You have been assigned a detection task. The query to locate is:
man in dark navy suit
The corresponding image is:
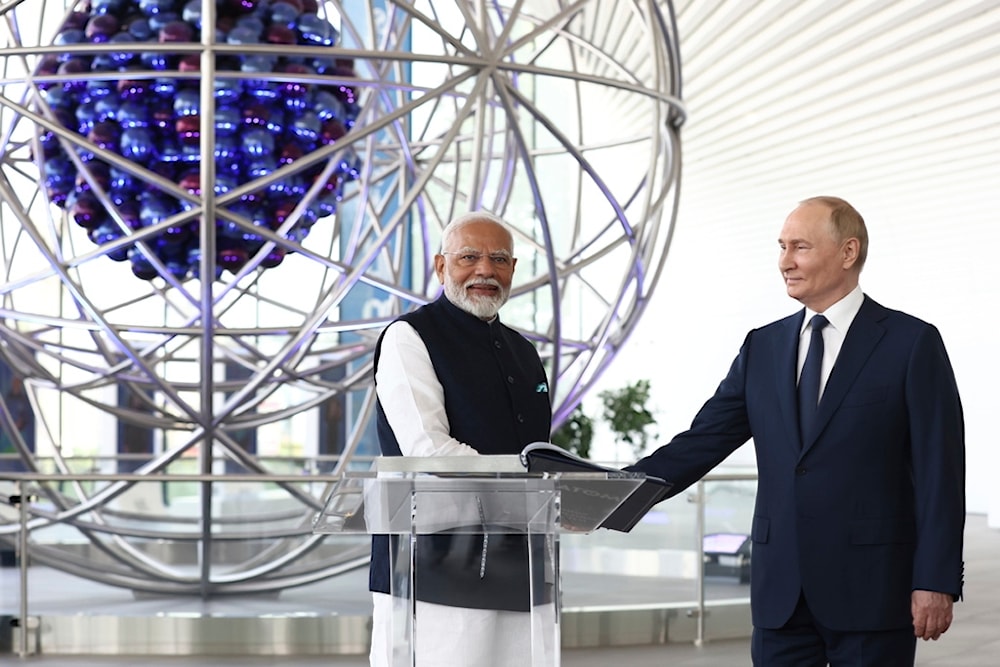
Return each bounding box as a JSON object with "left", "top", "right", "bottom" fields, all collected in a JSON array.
[{"left": 629, "top": 196, "right": 965, "bottom": 666}]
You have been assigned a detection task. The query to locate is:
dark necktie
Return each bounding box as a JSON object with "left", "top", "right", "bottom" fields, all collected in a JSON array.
[{"left": 798, "top": 314, "right": 829, "bottom": 440}]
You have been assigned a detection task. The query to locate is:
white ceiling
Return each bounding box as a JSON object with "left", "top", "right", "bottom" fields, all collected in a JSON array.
[{"left": 673, "top": 0, "right": 999, "bottom": 214}]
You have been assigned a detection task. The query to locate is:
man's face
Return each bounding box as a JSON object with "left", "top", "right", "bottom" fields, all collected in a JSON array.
[
  {"left": 778, "top": 202, "right": 859, "bottom": 312},
  {"left": 434, "top": 220, "right": 517, "bottom": 320}
]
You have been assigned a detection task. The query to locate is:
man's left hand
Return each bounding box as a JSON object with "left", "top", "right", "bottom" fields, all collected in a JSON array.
[{"left": 911, "top": 589, "right": 953, "bottom": 641}]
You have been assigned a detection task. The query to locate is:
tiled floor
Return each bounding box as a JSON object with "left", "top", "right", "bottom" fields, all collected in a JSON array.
[{"left": 5, "top": 514, "right": 999, "bottom": 666}]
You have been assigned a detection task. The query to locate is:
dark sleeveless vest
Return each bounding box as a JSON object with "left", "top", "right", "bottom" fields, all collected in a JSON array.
[{"left": 369, "top": 296, "right": 552, "bottom": 610}]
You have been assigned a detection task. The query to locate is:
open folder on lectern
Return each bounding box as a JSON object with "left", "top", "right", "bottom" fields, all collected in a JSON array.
[{"left": 519, "top": 442, "right": 672, "bottom": 533}]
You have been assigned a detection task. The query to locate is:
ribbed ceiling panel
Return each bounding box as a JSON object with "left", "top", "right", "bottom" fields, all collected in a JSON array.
[{"left": 671, "top": 0, "right": 1000, "bottom": 214}]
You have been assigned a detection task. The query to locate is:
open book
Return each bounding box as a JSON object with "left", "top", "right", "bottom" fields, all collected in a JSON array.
[{"left": 519, "top": 442, "right": 672, "bottom": 533}]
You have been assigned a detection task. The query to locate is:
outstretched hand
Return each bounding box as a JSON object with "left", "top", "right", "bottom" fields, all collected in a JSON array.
[{"left": 911, "top": 590, "right": 953, "bottom": 641}]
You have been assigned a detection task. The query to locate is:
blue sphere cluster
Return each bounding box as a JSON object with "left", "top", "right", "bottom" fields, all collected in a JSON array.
[{"left": 36, "top": 0, "right": 361, "bottom": 280}]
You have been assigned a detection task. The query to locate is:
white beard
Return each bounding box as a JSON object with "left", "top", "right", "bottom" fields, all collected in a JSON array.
[{"left": 444, "top": 277, "right": 509, "bottom": 320}]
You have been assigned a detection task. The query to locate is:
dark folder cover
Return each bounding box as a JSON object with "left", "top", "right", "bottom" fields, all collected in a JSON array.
[{"left": 519, "top": 442, "right": 672, "bottom": 532}]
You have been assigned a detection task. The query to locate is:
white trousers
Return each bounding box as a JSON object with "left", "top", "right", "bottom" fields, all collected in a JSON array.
[{"left": 369, "top": 593, "right": 556, "bottom": 667}]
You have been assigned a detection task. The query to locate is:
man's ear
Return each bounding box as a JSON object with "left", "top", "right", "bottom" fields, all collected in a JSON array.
[
  {"left": 842, "top": 238, "right": 860, "bottom": 268},
  {"left": 434, "top": 254, "right": 446, "bottom": 283}
]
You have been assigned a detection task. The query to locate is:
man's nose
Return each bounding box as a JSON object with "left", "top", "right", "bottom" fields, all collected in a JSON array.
[
  {"left": 472, "top": 255, "right": 495, "bottom": 273},
  {"left": 778, "top": 250, "right": 793, "bottom": 271}
]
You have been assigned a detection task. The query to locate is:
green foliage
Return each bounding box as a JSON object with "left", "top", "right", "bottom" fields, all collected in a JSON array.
[
  {"left": 550, "top": 404, "right": 594, "bottom": 458},
  {"left": 598, "top": 379, "right": 657, "bottom": 458}
]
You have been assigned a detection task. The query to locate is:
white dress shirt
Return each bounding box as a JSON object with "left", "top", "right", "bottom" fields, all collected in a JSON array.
[
  {"left": 797, "top": 285, "right": 864, "bottom": 400},
  {"left": 374, "top": 320, "right": 479, "bottom": 457}
]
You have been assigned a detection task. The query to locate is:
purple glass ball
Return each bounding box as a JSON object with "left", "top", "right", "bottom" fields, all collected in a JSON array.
[
  {"left": 120, "top": 128, "right": 156, "bottom": 161},
  {"left": 217, "top": 247, "right": 249, "bottom": 273},
  {"left": 260, "top": 247, "right": 286, "bottom": 268},
  {"left": 128, "top": 248, "right": 159, "bottom": 280},
  {"left": 70, "top": 192, "right": 103, "bottom": 229},
  {"left": 159, "top": 19, "right": 193, "bottom": 42},
  {"left": 173, "top": 89, "right": 200, "bottom": 116},
  {"left": 139, "top": 0, "right": 175, "bottom": 17},
  {"left": 85, "top": 14, "right": 120, "bottom": 42},
  {"left": 176, "top": 116, "right": 200, "bottom": 145},
  {"left": 87, "top": 121, "right": 120, "bottom": 151}
]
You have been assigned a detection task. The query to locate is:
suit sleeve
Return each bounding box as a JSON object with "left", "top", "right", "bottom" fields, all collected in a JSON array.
[
  {"left": 628, "top": 332, "right": 755, "bottom": 494},
  {"left": 907, "top": 325, "right": 965, "bottom": 599}
]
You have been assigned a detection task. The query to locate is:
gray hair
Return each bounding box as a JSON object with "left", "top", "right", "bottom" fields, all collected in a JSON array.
[{"left": 439, "top": 211, "right": 513, "bottom": 252}]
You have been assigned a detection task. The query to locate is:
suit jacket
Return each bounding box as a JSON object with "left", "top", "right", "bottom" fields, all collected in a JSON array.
[{"left": 630, "top": 295, "right": 965, "bottom": 631}]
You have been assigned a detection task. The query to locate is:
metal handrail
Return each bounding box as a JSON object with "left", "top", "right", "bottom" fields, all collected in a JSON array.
[{"left": 691, "top": 469, "right": 757, "bottom": 645}]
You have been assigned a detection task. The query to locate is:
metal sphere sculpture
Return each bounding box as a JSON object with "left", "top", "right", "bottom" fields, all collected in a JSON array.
[
  {"left": 37, "top": 0, "right": 362, "bottom": 281},
  {"left": 0, "top": 0, "right": 683, "bottom": 594}
]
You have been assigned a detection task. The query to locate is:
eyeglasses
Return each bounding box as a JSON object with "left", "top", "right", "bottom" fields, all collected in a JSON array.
[{"left": 441, "top": 252, "right": 514, "bottom": 269}]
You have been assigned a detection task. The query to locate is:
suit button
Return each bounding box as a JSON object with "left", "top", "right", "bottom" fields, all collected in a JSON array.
[{"left": 795, "top": 466, "right": 807, "bottom": 475}]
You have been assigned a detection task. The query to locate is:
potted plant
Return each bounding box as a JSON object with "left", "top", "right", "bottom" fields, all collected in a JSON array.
[
  {"left": 550, "top": 404, "right": 594, "bottom": 458},
  {"left": 599, "top": 379, "right": 657, "bottom": 460}
]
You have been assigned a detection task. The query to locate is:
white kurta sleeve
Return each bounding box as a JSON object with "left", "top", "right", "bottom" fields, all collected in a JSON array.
[{"left": 375, "top": 321, "right": 479, "bottom": 457}]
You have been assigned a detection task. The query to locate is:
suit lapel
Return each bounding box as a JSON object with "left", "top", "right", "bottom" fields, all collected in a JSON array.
[
  {"left": 774, "top": 311, "right": 805, "bottom": 454},
  {"left": 802, "top": 296, "right": 887, "bottom": 453}
]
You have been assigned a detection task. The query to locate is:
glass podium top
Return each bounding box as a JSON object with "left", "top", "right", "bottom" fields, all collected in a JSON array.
[{"left": 314, "top": 456, "right": 649, "bottom": 536}]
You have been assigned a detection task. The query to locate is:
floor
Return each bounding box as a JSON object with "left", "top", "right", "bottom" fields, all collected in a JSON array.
[{"left": 3, "top": 513, "right": 999, "bottom": 666}]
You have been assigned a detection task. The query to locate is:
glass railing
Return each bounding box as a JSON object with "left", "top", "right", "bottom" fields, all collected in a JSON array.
[
  {"left": 560, "top": 466, "right": 756, "bottom": 645},
  {"left": 0, "top": 462, "right": 757, "bottom": 655}
]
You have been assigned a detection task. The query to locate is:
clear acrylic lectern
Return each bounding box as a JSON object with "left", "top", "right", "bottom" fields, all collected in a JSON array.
[{"left": 314, "top": 455, "right": 654, "bottom": 667}]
